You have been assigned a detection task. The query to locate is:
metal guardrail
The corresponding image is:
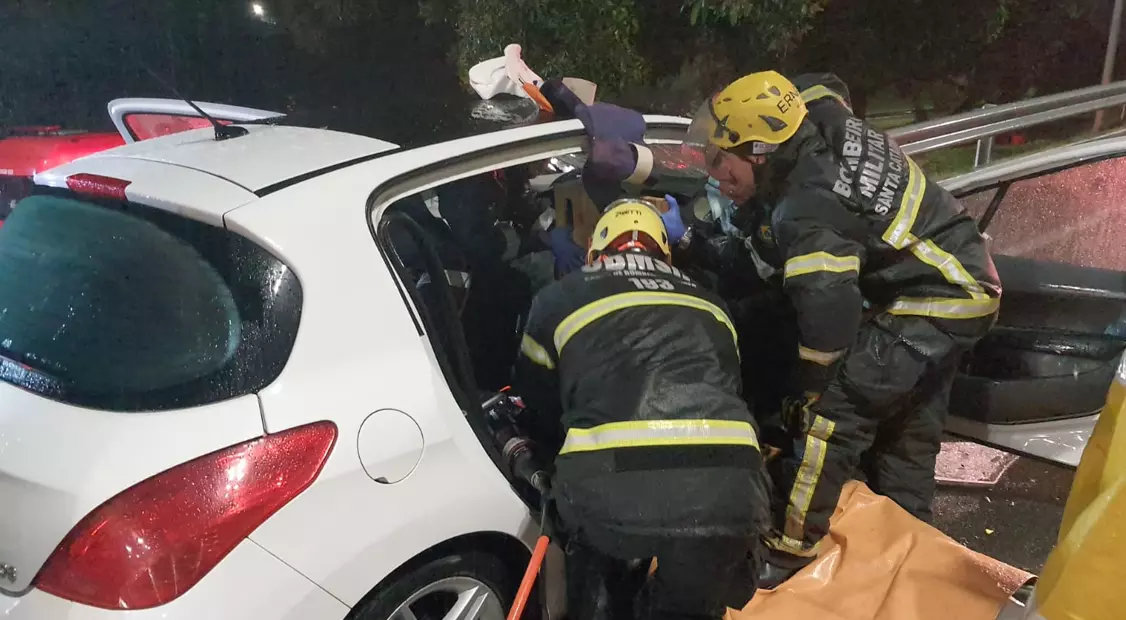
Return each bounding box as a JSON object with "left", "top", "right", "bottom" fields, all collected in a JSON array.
[{"left": 888, "top": 81, "right": 1126, "bottom": 163}]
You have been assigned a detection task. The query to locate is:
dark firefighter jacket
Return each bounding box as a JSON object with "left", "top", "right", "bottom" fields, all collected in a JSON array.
[
  {"left": 748, "top": 73, "right": 1002, "bottom": 395},
  {"left": 513, "top": 251, "right": 769, "bottom": 544}
]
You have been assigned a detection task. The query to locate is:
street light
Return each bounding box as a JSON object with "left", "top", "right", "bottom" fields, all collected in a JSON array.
[{"left": 251, "top": 3, "right": 266, "bottom": 18}]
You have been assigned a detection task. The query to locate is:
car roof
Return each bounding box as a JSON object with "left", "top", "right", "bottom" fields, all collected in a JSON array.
[{"left": 44, "top": 123, "right": 399, "bottom": 195}]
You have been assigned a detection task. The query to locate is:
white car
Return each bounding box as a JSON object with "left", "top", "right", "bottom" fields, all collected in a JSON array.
[{"left": 0, "top": 99, "right": 1107, "bottom": 619}]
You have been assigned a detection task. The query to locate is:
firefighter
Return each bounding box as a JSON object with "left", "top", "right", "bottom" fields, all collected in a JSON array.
[
  {"left": 682, "top": 71, "right": 1002, "bottom": 584},
  {"left": 512, "top": 198, "right": 770, "bottom": 620}
]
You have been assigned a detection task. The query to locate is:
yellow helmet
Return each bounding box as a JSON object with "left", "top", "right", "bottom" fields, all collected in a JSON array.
[
  {"left": 586, "top": 198, "right": 671, "bottom": 265},
  {"left": 685, "top": 70, "right": 807, "bottom": 158}
]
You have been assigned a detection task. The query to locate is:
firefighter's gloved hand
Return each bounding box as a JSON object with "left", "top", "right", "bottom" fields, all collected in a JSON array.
[
  {"left": 549, "top": 225, "right": 586, "bottom": 277},
  {"left": 781, "top": 392, "right": 819, "bottom": 438},
  {"left": 541, "top": 79, "right": 583, "bottom": 118},
  {"left": 660, "top": 195, "right": 687, "bottom": 245}
]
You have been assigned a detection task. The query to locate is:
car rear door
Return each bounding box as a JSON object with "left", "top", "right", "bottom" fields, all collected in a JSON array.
[
  {"left": 107, "top": 98, "right": 285, "bottom": 144},
  {"left": 940, "top": 139, "right": 1126, "bottom": 467}
]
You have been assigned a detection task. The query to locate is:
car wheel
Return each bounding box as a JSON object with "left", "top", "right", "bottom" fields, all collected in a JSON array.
[{"left": 352, "top": 550, "right": 520, "bottom": 620}]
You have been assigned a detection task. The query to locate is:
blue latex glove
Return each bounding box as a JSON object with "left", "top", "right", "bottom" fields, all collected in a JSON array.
[
  {"left": 661, "top": 194, "right": 687, "bottom": 246},
  {"left": 549, "top": 225, "right": 586, "bottom": 277}
]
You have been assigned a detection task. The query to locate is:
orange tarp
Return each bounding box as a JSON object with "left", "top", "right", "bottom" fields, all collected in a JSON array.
[{"left": 731, "top": 481, "right": 1033, "bottom": 620}]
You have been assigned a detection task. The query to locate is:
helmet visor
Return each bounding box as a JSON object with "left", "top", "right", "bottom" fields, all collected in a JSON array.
[{"left": 684, "top": 96, "right": 728, "bottom": 171}]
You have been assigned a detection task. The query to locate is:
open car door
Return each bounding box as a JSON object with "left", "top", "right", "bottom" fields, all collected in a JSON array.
[
  {"left": 939, "top": 137, "right": 1126, "bottom": 467},
  {"left": 107, "top": 98, "right": 285, "bottom": 144}
]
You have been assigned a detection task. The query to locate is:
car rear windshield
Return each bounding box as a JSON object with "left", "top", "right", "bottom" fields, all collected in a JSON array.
[{"left": 0, "top": 190, "right": 302, "bottom": 411}]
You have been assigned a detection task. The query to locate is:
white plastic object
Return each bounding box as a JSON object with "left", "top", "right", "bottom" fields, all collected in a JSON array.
[{"left": 468, "top": 43, "right": 544, "bottom": 101}]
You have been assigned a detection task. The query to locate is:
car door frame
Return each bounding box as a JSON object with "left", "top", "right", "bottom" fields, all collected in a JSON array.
[
  {"left": 361, "top": 115, "right": 691, "bottom": 620},
  {"left": 106, "top": 98, "right": 285, "bottom": 144},
  {"left": 366, "top": 114, "right": 692, "bottom": 453},
  {"left": 938, "top": 136, "right": 1126, "bottom": 467}
]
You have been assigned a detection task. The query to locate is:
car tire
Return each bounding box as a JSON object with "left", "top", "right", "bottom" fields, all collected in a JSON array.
[{"left": 351, "top": 550, "right": 522, "bottom": 620}]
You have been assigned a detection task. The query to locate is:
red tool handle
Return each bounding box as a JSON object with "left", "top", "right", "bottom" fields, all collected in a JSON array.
[{"left": 507, "top": 535, "right": 551, "bottom": 620}]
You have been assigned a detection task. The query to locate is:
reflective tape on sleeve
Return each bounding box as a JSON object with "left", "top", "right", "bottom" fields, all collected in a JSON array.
[
  {"left": 783, "top": 252, "right": 861, "bottom": 280},
  {"left": 520, "top": 334, "right": 556, "bottom": 370},
  {"left": 559, "top": 419, "right": 759, "bottom": 455},
  {"left": 798, "top": 345, "right": 845, "bottom": 366}
]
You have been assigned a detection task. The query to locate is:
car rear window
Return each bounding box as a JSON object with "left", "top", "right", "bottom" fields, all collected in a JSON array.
[{"left": 0, "top": 190, "right": 302, "bottom": 411}]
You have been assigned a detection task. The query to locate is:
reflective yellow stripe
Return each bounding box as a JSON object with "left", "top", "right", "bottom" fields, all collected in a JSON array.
[
  {"left": 553, "top": 291, "right": 737, "bottom": 354},
  {"left": 800, "top": 85, "right": 852, "bottom": 111},
  {"left": 882, "top": 158, "right": 926, "bottom": 250},
  {"left": 559, "top": 419, "right": 759, "bottom": 455},
  {"left": 907, "top": 235, "right": 989, "bottom": 300},
  {"left": 765, "top": 534, "right": 821, "bottom": 558},
  {"left": 879, "top": 159, "right": 995, "bottom": 308},
  {"left": 783, "top": 252, "right": 861, "bottom": 280},
  {"left": 798, "top": 345, "right": 845, "bottom": 366},
  {"left": 887, "top": 296, "right": 1000, "bottom": 319},
  {"left": 784, "top": 415, "right": 836, "bottom": 543},
  {"left": 520, "top": 334, "right": 555, "bottom": 370}
]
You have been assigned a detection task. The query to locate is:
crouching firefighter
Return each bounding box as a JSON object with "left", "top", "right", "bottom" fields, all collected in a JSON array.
[
  {"left": 512, "top": 198, "right": 771, "bottom": 620},
  {"left": 683, "top": 71, "right": 1002, "bottom": 584}
]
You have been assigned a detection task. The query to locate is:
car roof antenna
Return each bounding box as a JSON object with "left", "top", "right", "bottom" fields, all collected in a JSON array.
[{"left": 140, "top": 65, "right": 249, "bottom": 141}]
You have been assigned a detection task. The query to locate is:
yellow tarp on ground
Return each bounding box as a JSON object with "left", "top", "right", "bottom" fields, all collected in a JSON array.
[{"left": 731, "top": 481, "right": 1033, "bottom": 620}]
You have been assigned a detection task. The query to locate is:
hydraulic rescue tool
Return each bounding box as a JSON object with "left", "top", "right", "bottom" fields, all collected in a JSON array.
[{"left": 480, "top": 388, "right": 554, "bottom": 620}]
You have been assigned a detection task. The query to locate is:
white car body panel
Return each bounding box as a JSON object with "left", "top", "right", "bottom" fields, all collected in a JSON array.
[
  {"left": 0, "top": 387, "right": 263, "bottom": 594},
  {"left": 43, "top": 124, "right": 398, "bottom": 196},
  {"left": 34, "top": 155, "right": 256, "bottom": 226},
  {"left": 227, "top": 177, "right": 539, "bottom": 605},
  {"left": 0, "top": 539, "right": 348, "bottom": 619},
  {"left": 107, "top": 98, "right": 286, "bottom": 144},
  {"left": 945, "top": 413, "right": 1097, "bottom": 468}
]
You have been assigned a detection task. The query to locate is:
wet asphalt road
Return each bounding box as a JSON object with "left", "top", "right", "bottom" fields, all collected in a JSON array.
[{"left": 932, "top": 447, "right": 1075, "bottom": 573}]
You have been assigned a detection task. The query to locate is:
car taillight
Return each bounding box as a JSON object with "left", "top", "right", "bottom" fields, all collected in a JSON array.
[
  {"left": 65, "top": 173, "right": 131, "bottom": 201},
  {"left": 35, "top": 421, "right": 338, "bottom": 610}
]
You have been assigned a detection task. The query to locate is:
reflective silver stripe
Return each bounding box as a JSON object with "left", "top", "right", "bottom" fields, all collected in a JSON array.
[
  {"left": 798, "top": 345, "right": 845, "bottom": 366},
  {"left": 418, "top": 270, "right": 472, "bottom": 289},
  {"left": 520, "top": 334, "right": 555, "bottom": 370},
  {"left": 553, "top": 291, "right": 737, "bottom": 354},
  {"left": 784, "top": 415, "right": 836, "bottom": 542},
  {"left": 558, "top": 419, "right": 759, "bottom": 455},
  {"left": 907, "top": 237, "right": 988, "bottom": 299},
  {"left": 784, "top": 252, "right": 860, "bottom": 280},
  {"left": 887, "top": 296, "right": 1000, "bottom": 319},
  {"left": 882, "top": 158, "right": 926, "bottom": 249}
]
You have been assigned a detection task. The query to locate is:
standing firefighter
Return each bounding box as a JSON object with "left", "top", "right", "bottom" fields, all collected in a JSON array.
[
  {"left": 683, "top": 71, "right": 1002, "bottom": 583},
  {"left": 513, "top": 198, "right": 770, "bottom": 620}
]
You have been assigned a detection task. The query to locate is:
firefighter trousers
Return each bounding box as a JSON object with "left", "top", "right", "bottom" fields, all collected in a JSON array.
[
  {"left": 564, "top": 535, "right": 756, "bottom": 620},
  {"left": 773, "top": 313, "right": 985, "bottom": 552}
]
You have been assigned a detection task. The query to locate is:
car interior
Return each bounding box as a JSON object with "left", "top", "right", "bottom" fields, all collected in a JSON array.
[
  {"left": 375, "top": 153, "right": 716, "bottom": 495},
  {"left": 950, "top": 155, "right": 1126, "bottom": 430}
]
